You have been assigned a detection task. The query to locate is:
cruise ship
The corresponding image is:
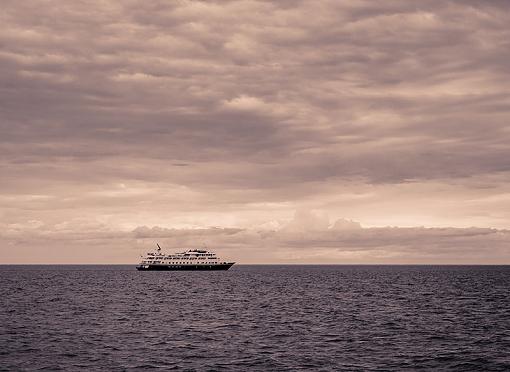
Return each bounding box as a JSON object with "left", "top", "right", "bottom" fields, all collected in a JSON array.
[{"left": 136, "top": 244, "right": 235, "bottom": 271}]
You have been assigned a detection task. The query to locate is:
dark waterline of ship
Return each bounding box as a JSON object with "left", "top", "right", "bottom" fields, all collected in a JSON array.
[{"left": 1, "top": 265, "right": 509, "bottom": 371}]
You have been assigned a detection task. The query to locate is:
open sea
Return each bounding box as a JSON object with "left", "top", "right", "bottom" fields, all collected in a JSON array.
[{"left": 1, "top": 265, "right": 509, "bottom": 371}]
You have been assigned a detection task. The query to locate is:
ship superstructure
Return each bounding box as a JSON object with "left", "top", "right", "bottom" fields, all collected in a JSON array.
[{"left": 136, "top": 244, "right": 235, "bottom": 271}]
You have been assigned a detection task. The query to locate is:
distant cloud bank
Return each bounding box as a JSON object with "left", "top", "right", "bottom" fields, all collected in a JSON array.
[{"left": 2, "top": 211, "right": 509, "bottom": 264}]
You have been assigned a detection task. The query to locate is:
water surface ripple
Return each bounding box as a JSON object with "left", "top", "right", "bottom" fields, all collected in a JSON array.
[{"left": 1, "top": 265, "right": 509, "bottom": 371}]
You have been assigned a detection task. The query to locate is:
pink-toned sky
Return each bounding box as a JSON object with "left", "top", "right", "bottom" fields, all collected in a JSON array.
[{"left": 1, "top": 1, "right": 510, "bottom": 263}]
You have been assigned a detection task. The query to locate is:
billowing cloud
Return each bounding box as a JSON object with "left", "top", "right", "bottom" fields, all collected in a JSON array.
[{"left": 1, "top": 1, "right": 510, "bottom": 262}]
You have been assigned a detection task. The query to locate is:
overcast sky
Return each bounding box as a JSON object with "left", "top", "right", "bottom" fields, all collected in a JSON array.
[{"left": 2, "top": 0, "right": 510, "bottom": 263}]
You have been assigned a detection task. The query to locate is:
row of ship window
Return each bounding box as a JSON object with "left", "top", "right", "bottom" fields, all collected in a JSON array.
[{"left": 156, "top": 257, "right": 217, "bottom": 260}]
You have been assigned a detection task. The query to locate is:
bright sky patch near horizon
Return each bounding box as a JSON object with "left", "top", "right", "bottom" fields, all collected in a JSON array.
[{"left": 1, "top": 0, "right": 510, "bottom": 263}]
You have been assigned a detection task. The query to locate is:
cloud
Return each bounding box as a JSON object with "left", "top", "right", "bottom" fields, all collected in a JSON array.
[
  {"left": 1, "top": 1, "right": 510, "bottom": 262},
  {"left": 222, "top": 95, "right": 269, "bottom": 112},
  {"left": 331, "top": 218, "right": 362, "bottom": 230},
  {"left": 281, "top": 210, "right": 331, "bottom": 232}
]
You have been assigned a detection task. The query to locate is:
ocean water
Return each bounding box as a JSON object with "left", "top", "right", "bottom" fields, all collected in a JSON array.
[{"left": 1, "top": 265, "right": 509, "bottom": 371}]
